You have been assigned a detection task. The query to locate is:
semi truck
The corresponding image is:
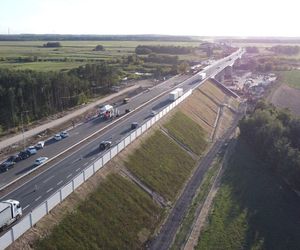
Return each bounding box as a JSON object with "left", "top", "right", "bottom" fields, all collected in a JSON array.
[
  {"left": 169, "top": 88, "right": 183, "bottom": 101},
  {"left": 99, "top": 104, "right": 114, "bottom": 119},
  {"left": 0, "top": 199, "right": 22, "bottom": 230},
  {"left": 198, "top": 72, "right": 206, "bottom": 81}
]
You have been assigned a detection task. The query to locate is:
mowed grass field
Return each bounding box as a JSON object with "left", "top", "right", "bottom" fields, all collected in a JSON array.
[
  {"left": 196, "top": 140, "right": 300, "bottom": 250},
  {"left": 164, "top": 111, "right": 207, "bottom": 156},
  {"left": 125, "top": 130, "right": 196, "bottom": 201},
  {"left": 0, "top": 40, "right": 202, "bottom": 71},
  {"left": 35, "top": 174, "right": 163, "bottom": 250},
  {"left": 280, "top": 70, "right": 300, "bottom": 88}
]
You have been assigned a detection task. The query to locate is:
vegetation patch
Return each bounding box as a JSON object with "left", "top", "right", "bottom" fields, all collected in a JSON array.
[
  {"left": 164, "top": 111, "right": 207, "bottom": 155},
  {"left": 281, "top": 70, "right": 300, "bottom": 89},
  {"left": 125, "top": 130, "right": 196, "bottom": 201},
  {"left": 171, "top": 156, "right": 222, "bottom": 249},
  {"left": 196, "top": 140, "right": 300, "bottom": 250},
  {"left": 35, "top": 174, "right": 162, "bottom": 250}
]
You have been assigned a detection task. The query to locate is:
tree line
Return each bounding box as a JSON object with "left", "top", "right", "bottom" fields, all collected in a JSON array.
[
  {"left": 239, "top": 102, "right": 300, "bottom": 190},
  {"left": 135, "top": 45, "right": 194, "bottom": 55},
  {"left": 0, "top": 63, "right": 120, "bottom": 130},
  {"left": 268, "top": 45, "right": 300, "bottom": 55}
]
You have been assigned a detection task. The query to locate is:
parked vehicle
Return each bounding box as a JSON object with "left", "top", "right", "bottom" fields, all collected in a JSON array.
[
  {"left": 0, "top": 199, "right": 22, "bottom": 230},
  {"left": 34, "top": 157, "right": 49, "bottom": 166},
  {"left": 60, "top": 131, "right": 69, "bottom": 138},
  {"left": 35, "top": 141, "right": 45, "bottom": 149},
  {"left": 6, "top": 155, "right": 21, "bottom": 163},
  {"left": 54, "top": 134, "right": 62, "bottom": 141},
  {"left": 169, "top": 88, "right": 183, "bottom": 101},
  {"left": 18, "top": 150, "right": 30, "bottom": 160},
  {"left": 27, "top": 146, "right": 37, "bottom": 155},
  {"left": 131, "top": 122, "right": 139, "bottom": 130},
  {"left": 99, "top": 141, "right": 112, "bottom": 151},
  {"left": 0, "top": 161, "right": 15, "bottom": 172}
]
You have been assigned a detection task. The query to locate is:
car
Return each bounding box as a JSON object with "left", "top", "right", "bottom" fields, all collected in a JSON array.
[
  {"left": 60, "top": 131, "right": 69, "bottom": 138},
  {"left": 6, "top": 155, "right": 21, "bottom": 163},
  {"left": 150, "top": 110, "right": 157, "bottom": 117},
  {"left": 35, "top": 141, "right": 45, "bottom": 149},
  {"left": 125, "top": 108, "right": 131, "bottom": 114},
  {"left": 99, "top": 141, "right": 112, "bottom": 151},
  {"left": 34, "top": 157, "right": 49, "bottom": 166},
  {"left": 18, "top": 150, "right": 30, "bottom": 160},
  {"left": 27, "top": 146, "right": 37, "bottom": 155},
  {"left": 123, "top": 98, "right": 130, "bottom": 104},
  {"left": 0, "top": 160, "right": 15, "bottom": 172},
  {"left": 131, "top": 122, "right": 139, "bottom": 130},
  {"left": 54, "top": 134, "right": 62, "bottom": 141}
]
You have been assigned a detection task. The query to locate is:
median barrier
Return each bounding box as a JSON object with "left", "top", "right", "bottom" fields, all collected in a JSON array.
[
  {"left": 84, "top": 165, "right": 94, "bottom": 181},
  {"left": 46, "top": 191, "right": 61, "bottom": 212},
  {"left": 31, "top": 202, "right": 47, "bottom": 226},
  {"left": 73, "top": 173, "right": 84, "bottom": 190},
  {"left": 0, "top": 230, "right": 13, "bottom": 250}
]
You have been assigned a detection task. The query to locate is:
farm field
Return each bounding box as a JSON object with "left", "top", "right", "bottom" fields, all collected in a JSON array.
[
  {"left": 280, "top": 70, "right": 300, "bottom": 88},
  {"left": 196, "top": 140, "right": 300, "bottom": 250},
  {"left": 0, "top": 40, "right": 204, "bottom": 71}
]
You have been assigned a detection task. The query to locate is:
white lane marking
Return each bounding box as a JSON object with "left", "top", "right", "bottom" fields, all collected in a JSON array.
[
  {"left": 76, "top": 167, "right": 81, "bottom": 172},
  {"left": 57, "top": 180, "right": 63, "bottom": 186},
  {"left": 67, "top": 174, "right": 72, "bottom": 179},
  {"left": 23, "top": 204, "right": 30, "bottom": 210},
  {"left": 46, "top": 188, "right": 53, "bottom": 193},
  {"left": 43, "top": 175, "right": 55, "bottom": 183},
  {"left": 35, "top": 196, "right": 42, "bottom": 202},
  {"left": 83, "top": 162, "right": 89, "bottom": 166},
  {"left": 91, "top": 157, "right": 96, "bottom": 161}
]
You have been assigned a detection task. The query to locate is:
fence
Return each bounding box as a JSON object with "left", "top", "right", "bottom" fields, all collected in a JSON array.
[{"left": 0, "top": 89, "right": 192, "bottom": 250}]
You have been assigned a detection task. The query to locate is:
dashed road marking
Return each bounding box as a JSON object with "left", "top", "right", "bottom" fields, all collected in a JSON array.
[
  {"left": 46, "top": 188, "right": 53, "bottom": 193},
  {"left": 43, "top": 175, "right": 55, "bottom": 183},
  {"left": 67, "top": 174, "right": 72, "bottom": 179},
  {"left": 23, "top": 204, "right": 30, "bottom": 210},
  {"left": 35, "top": 196, "right": 42, "bottom": 202},
  {"left": 83, "top": 162, "right": 89, "bottom": 166},
  {"left": 91, "top": 157, "right": 96, "bottom": 161},
  {"left": 57, "top": 180, "right": 63, "bottom": 186},
  {"left": 76, "top": 167, "right": 81, "bottom": 172}
]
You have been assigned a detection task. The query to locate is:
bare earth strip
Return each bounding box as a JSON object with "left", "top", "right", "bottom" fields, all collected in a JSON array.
[{"left": 270, "top": 84, "right": 300, "bottom": 116}]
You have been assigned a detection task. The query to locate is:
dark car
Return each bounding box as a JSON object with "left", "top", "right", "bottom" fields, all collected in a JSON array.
[
  {"left": 7, "top": 155, "right": 21, "bottom": 163},
  {"left": 99, "top": 141, "right": 112, "bottom": 151},
  {"left": 0, "top": 161, "right": 15, "bottom": 172},
  {"left": 131, "top": 122, "right": 139, "bottom": 130},
  {"left": 18, "top": 150, "right": 31, "bottom": 160},
  {"left": 125, "top": 108, "right": 131, "bottom": 114}
]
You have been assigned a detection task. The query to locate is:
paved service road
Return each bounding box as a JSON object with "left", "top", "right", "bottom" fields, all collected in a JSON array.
[{"left": 0, "top": 49, "right": 244, "bottom": 231}]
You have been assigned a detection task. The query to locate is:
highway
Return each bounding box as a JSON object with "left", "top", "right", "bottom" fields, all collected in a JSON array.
[{"left": 0, "top": 49, "right": 244, "bottom": 224}]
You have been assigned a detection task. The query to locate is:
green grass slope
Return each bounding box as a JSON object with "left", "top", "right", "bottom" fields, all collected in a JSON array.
[
  {"left": 164, "top": 111, "right": 207, "bottom": 156},
  {"left": 196, "top": 140, "right": 300, "bottom": 250},
  {"left": 35, "top": 174, "right": 162, "bottom": 250},
  {"left": 125, "top": 130, "right": 196, "bottom": 201},
  {"left": 281, "top": 70, "right": 300, "bottom": 89}
]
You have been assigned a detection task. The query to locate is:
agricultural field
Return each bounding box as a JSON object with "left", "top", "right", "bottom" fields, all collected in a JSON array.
[
  {"left": 280, "top": 70, "right": 300, "bottom": 88},
  {"left": 196, "top": 140, "right": 300, "bottom": 250},
  {"left": 35, "top": 174, "right": 163, "bottom": 250},
  {"left": 125, "top": 130, "right": 196, "bottom": 202},
  {"left": 0, "top": 40, "right": 204, "bottom": 72}
]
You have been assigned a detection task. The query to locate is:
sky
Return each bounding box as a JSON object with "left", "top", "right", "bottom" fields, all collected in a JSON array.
[{"left": 0, "top": 0, "right": 299, "bottom": 37}]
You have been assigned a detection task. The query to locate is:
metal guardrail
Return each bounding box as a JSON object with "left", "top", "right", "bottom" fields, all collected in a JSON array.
[{"left": 0, "top": 89, "right": 193, "bottom": 250}]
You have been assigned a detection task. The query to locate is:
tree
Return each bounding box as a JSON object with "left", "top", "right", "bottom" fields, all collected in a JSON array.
[{"left": 93, "top": 45, "right": 105, "bottom": 51}]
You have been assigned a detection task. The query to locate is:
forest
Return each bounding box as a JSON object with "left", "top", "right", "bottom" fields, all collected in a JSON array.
[{"left": 239, "top": 102, "right": 300, "bottom": 190}]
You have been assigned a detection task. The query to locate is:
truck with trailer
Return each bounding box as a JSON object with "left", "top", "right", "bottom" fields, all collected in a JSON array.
[
  {"left": 0, "top": 199, "right": 22, "bottom": 231},
  {"left": 98, "top": 104, "right": 114, "bottom": 119},
  {"left": 169, "top": 88, "right": 183, "bottom": 101}
]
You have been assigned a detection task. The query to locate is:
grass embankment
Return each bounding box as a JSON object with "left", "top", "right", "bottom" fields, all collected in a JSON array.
[
  {"left": 164, "top": 111, "right": 207, "bottom": 155},
  {"left": 36, "top": 174, "right": 162, "bottom": 250},
  {"left": 196, "top": 140, "right": 300, "bottom": 250},
  {"left": 281, "top": 70, "right": 300, "bottom": 89},
  {"left": 171, "top": 156, "right": 223, "bottom": 249},
  {"left": 125, "top": 130, "right": 196, "bottom": 201}
]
